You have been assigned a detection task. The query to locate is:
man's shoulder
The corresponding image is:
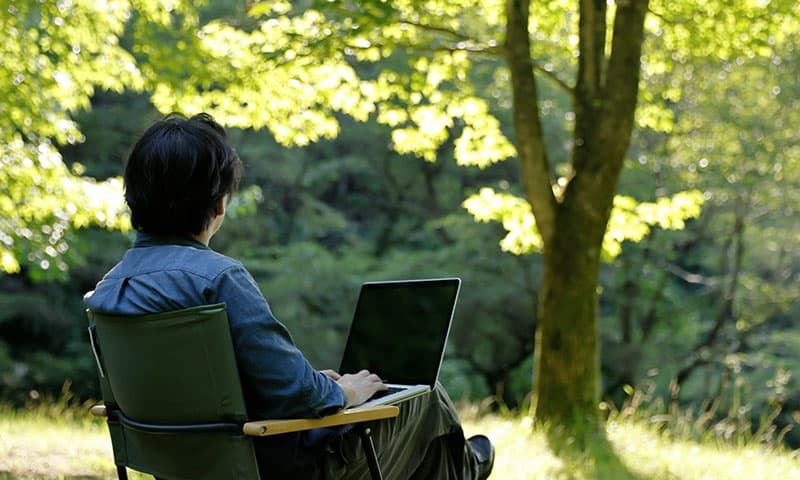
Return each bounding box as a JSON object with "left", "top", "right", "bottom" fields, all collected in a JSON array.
[
  {"left": 84, "top": 245, "right": 250, "bottom": 314},
  {"left": 110, "top": 243, "right": 245, "bottom": 281},
  {"left": 156, "top": 244, "right": 245, "bottom": 280},
  {"left": 200, "top": 249, "right": 249, "bottom": 281}
]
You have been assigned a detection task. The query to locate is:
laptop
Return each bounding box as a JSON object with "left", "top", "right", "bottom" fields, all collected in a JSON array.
[{"left": 338, "top": 277, "right": 460, "bottom": 410}]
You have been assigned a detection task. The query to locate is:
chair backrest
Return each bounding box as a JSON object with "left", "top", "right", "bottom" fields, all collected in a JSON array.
[{"left": 88, "top": 303, "right": 261, "bottom": 480}]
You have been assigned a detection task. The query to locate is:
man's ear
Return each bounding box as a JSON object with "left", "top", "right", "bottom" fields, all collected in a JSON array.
[{"left": 216, "top": 196, "right": 227, "bottom": 216}]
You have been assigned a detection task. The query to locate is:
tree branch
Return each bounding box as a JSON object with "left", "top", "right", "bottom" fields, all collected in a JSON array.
[
  {"left": 646, "top": 6, "right": 692, "bottom": 25},
  {"left": 532, "top": 63, "right": 575, "bottom": 98},
  {"left": 572, "top": 0, "right": 607, "bottom": 176},
  {"left": 698, "top": 197, "right": 746, "bottom": 350},
  {"left": 505, "top": 0, "right": 557, "bottom": 246},
  {"left": 344, "top": 41, "right": 504, "bottom": 57},
  {"left": 671, "top": 198, "right": 747, "bottom": 398},
  {"left": 399, "top": 19, "right": 476, "bottom": 42},
  {"left": 577, "top": 0, "right": 606, "bottom": 98},
  {"left": 665, "top": 263, "right": 717, "bottom": 287},
  {"left": 566, "top": 0, "right": 649, "bottom": 217},
  {"left": 601, "top": 0, "right": 650, "bottom": 145}
]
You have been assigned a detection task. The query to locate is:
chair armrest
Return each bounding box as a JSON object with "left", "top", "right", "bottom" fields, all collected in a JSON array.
[
  {"left": 91, "top": 403, "right": 399, "bottom": 437},
  {"left": 243, "top": 405, "right": 399, "bottom": 437}
]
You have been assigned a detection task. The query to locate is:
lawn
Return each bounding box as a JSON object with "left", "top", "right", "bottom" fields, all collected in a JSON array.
[
  {"left": 1, "top": 403, "right": 798, "bottom": 479},
  {"left": 461, "top": 413, "right": 800, "bottom": 479}
]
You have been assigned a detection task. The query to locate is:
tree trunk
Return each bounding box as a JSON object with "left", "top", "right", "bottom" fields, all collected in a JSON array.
[{"left": 534, "top": 211, "right": 603, "bottom": 424}]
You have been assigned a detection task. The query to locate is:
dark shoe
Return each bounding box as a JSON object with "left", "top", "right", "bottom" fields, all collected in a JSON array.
[{"left": 467, "top": 434, "right": 495, "bottom": 479}]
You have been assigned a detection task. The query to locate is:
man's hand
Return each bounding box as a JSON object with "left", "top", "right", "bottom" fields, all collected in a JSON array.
[{"left": 335, "top": 369, "right": 387, "bottom": 408}]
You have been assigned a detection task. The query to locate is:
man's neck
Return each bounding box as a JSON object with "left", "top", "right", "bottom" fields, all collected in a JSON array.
[{"left": 192, "top": 231, "right": 211, "bottom": 246}]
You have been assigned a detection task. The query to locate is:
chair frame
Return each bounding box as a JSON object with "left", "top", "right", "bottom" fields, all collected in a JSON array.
[
  {"left": 88, "top": 303, "right": 399, "bottom": 480},
  {"left": 91, "top": 396, "right": 399, "bottom": 479}
]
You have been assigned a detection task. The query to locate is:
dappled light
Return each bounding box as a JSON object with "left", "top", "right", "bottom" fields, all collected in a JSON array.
[
  {"left": 2, "top": 0, "right": 800, "bottom": 477},
  {"left": 0, "top": 141, "right": 129, "bottom": 277},
  {"left": 462, "top": 187, "right": 704, "bottom": 259}
]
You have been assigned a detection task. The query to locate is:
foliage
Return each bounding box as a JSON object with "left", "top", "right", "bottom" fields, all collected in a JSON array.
[
  {"left": 151, "top": 0, "right": 515, "bottom": 164},
  {"left": 597, "top": 7, "right": 800, "bottom": 445},
  {"left": 463, "top": 187, "right": 704, "bottom": 259},
  {"left": 0, "top": 141, "right": 130, "bottom": 278},
  {"left": 0, "top": 0, "right": 268, "bottom": 278},
  {"left": 0, "top": 245, "right": 117, "bottom": 404},
  {"left": 145, "top": 0, "right": 707, "bottom": 246},
  {"left": 0, "top": 0, "right": 159, "bottom": 276}
]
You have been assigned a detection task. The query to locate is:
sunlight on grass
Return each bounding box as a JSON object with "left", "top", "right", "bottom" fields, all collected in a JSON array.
[
  {"left": 607, "top": 420, "right": 800, "bottom": 479},
  {"left": 0, "top": 411, "right": 109, "bottom": 479},
  {"left": 0, "top": 405, "right": 149, "bottom": 480},
  {"left": 462, "top": 414, "right": 561, "bottom": 479},
  {"left": 461, "top": 409, "right": 800, "bottom": 480},
  {"left": 1, "top": 401, "right": 799, "bottom": 479}
]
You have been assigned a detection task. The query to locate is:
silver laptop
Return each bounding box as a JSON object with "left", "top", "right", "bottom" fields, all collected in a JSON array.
[{"left": 338, "top": 278, "right": 460, "bottom": 409}]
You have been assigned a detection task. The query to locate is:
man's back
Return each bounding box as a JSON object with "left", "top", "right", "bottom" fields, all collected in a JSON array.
[{"left": 85, "top": 232, "right": 347, "bottom": 421}]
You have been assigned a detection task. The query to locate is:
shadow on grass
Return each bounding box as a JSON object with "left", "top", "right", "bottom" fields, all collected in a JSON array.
[{"left": 545, "top": 425, "right": 646, "bottom": 480}]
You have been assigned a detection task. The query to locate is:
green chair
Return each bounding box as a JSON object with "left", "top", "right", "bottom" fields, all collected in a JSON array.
[{"left": 87, "top": 303, "right": 398, "bottom": 480}]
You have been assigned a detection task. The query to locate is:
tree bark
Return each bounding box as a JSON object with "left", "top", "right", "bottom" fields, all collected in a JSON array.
[{"left": 534, "top": 208, "right": 604, "bottom": 423}]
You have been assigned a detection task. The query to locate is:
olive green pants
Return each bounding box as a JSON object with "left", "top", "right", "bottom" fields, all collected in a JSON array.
[{"left": 254, "top": 384, "right": 478, "bottom": 479}]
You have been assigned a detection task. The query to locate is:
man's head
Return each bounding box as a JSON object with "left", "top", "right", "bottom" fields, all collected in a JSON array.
[{"left": 124, "top": 113, "right": 242, "bottom": 237}]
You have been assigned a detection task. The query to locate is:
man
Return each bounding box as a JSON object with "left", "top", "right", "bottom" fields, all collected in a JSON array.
[{"left": 85, "top": 113, "right": 494, "bottom": 478}]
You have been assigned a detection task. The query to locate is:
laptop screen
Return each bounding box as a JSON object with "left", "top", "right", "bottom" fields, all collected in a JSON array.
[{"left": 338, "top": 278, "right": 460, "bottom": 387}]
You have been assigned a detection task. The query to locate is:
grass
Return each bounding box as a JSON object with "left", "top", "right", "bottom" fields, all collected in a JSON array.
[
  {"left": 1, "top": 398, "right": 798, "bottom": 479},
  {"left": 460, "top": 412, "right": 800, "bottom": 479},
  {"left": 0, "top": 391, "right": 150, "bottom": 480},
  {"left": 0, "top": 406, "right": 114, "bottom": 480}
]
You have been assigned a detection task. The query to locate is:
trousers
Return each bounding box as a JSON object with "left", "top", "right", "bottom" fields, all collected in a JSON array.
[{"left": 254, "top": 384, "right": 478, "bottom": 479}]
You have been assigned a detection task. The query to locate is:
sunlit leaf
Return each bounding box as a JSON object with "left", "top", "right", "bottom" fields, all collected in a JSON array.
[{"left": 464, "top": 188, "right": 704, "bottom": 260}]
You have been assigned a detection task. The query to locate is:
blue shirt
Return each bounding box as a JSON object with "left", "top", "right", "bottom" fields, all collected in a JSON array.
[{"left": 84, "top": 232, "right": 346, "bottom": 420}]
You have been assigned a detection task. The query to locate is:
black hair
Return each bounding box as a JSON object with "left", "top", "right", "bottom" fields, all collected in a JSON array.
[{"left": 123, "top": 112, "right": 242, "bottom": 236}]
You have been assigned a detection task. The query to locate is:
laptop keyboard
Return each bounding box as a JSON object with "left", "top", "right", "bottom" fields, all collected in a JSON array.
[{"left": 368, "top": 386, "right": 405, "bottom": 401}]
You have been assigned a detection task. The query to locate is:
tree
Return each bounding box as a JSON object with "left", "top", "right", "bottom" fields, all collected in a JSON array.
[
  {"left": 7, "top": 0, "right": 795, "bottom": 429},
  {"left": 143, "top": 0, "right": 711, "bottom": 427}
]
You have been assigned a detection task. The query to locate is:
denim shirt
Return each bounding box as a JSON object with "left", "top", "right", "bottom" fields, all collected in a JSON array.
[{"left": 84, "top": 232, "right": 346, "bottom": 421}]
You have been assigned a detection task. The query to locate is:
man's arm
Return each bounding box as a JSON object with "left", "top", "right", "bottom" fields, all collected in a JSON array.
[{"left": 214, "top": 265, "right": 348, "bottom": 418}]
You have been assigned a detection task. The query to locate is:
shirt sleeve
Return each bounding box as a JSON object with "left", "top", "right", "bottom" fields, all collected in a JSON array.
[{"left": 212, "top": 264, "right": 346, "bottom": 419}]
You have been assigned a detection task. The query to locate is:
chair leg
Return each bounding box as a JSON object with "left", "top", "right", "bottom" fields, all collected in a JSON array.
[
  {"left": 117, "top": 465, "right": 129, "bottom": 480},
  {"left": 357, "top": 424, "right": 384, "bottom": 480}
]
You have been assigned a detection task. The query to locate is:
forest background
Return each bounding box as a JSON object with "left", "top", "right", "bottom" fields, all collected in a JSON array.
[{"left": 1, "top": 0, "right": 799, "bottom": 452}]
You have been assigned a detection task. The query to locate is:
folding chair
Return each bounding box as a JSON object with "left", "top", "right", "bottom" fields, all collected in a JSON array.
[{"left": 87, "top": 303, "right": 398, "bottom": 480}]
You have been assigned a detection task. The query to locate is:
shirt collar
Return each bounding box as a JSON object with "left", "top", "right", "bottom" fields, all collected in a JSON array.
[{"left": 133, "top": 231, "right": 210, "bottom": 250}]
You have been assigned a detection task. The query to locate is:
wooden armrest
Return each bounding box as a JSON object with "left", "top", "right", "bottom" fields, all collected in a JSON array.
[
  {"left": 90, "top": 404, "right": 108, "bottom": 418},
  {"left": 243, "top": 405, "right": 399, "bottom": 437}
]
